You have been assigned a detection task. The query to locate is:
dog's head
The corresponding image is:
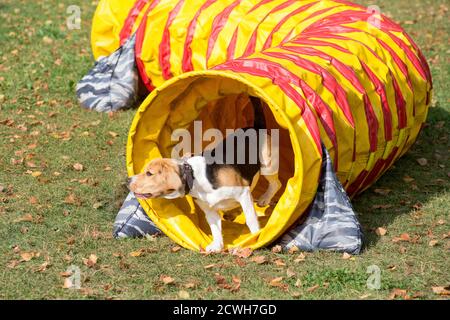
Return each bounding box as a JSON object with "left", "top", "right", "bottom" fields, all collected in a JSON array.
[{"left": 128, "top": 158, "right": 185, "bottom": 200}]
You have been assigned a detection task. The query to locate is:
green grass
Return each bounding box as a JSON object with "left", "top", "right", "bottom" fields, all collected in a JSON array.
[{"left": 0, "top": 0, "right": 448, "bottom": 300}]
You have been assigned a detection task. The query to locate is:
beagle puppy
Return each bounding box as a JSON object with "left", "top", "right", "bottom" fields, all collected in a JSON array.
[{"left": 129, "top": 96, "right": 281, "bottom": 252}]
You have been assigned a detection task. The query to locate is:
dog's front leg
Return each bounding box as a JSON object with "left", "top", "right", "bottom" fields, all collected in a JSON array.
[
  {"left": 196, "top": 200, "right": 223, "bottom": 252},
  {"left": 238, "top": 187, "right": 260, "bottom": 234},
  {"left": 204, "top": 209, "right": 224, "bottom": 252}
]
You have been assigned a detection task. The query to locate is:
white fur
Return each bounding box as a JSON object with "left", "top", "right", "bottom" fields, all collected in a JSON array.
[{"left": 184, "top": 156, "right": 280, "bottom": 252}]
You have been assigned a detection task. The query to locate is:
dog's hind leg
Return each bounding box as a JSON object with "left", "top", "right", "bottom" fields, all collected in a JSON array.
[
  {"left": 238, "top": 187, "right": 260, "bottom": 234},
  {"left": 257, "top": 174, "right": 282, "bottom": 207}
]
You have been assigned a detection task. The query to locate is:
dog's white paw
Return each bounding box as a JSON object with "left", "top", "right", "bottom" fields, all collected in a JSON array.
[{"left": 206, "top": 241, "right": 224, "bottom": 253}]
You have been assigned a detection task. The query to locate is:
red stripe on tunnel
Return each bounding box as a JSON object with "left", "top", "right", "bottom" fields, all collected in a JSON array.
[
  {"left": 283, "top": 44, "right": 378, "bottom": 152},
  {"left": 261, "top": 1, "right": 319, "bottom": 51},
  {"left": 226, "top": 28, "right": 239, "bottom": 61},
  {"left": 274, "top": 47, "right": 355, "bottom": 127},
  {"left": 301, "top": 9, "right": 429, "bottom": 81},
  {"left": 182, "top": 0, "right": 218, "bottom": 73},
  {"left": 159, "top": 0, "right": 186, "bottom": 80},
  {"left": 242, "top": 0, "right": 301, "bottom": 57},
  {"left": 135, "top": 0, "right": 162, "bottom": 91},
  {"left": 360, "top": 62, "right": 393, "bottom": 142},
  {"left": 119, "top": 0, "right": 149, "bottom": 45},
  {"left": 206, "top": 0, "right": 242, "bottom": 66}
]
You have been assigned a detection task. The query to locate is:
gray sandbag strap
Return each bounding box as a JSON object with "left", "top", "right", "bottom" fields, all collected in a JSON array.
[
  {"left": 113, "top": 192, "right": 160, "bottom": 238},
  {"left": 279, "top": 144, "right": 363, "bottom": 254},
  {"left": 76, "top": 33, "right": 139, "bottom": 112}
]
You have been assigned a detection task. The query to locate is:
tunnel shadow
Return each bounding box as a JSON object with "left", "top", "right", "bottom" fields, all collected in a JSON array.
[{"left": 352, "top": 106, "right": 449, "bottom": 249}]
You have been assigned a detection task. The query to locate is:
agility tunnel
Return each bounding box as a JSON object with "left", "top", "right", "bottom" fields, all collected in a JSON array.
[{"left": 87, "top": 0, "right": 432, "bottom": 251}]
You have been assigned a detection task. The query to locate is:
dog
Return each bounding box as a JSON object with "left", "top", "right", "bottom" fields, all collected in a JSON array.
[{"left": 128, "top": 96, "right": 281, "bottom": 252}]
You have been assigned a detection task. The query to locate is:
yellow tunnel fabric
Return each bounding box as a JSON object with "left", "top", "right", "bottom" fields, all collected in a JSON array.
[{"left": 91, "top": 0, "right": 432, "bottom": 251}]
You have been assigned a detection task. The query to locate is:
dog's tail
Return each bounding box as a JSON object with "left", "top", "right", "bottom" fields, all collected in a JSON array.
[{"left": 250, "top": 95, "right": 266, "bottom": 130}]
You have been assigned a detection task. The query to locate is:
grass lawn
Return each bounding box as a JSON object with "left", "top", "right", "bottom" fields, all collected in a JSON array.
[{"left": 0, "top": 0, "right": 448, "bottom": 300}]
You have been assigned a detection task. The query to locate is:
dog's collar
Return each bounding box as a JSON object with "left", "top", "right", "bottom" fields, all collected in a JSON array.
[{"left": 179, "top": 161, "right": 194, "bottom": 194}]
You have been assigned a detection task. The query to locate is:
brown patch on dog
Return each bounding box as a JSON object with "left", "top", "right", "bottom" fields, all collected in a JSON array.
[
  {"left": 215, "top": 167, "right": 250, "bottom": 187},
  {"left": 129, "top": 158, "right": 183, "bottom": 197}
]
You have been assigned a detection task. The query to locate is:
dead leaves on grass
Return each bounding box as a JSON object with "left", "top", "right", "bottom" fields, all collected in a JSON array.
[
  {"left": 82, "top": 254, "right": 98, "bottom": 268},
  {"left": 215, "top": 273, "right": 241, "bottom": 292},
  {"left": 160, "top": 275, "right": 175, "bottom": 285},
  {"left": 375, "top": 227, "right": 387, "bottom": 236},
  {"left": 431, "top": 286, "right": 450, "bottom": 296},
  {"left": 251, "top": 255, "right": 268, "bottom": 264}
]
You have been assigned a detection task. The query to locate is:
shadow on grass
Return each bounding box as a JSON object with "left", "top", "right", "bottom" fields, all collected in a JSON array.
[{"left": 353, "top": 106, "right": 449, "bottom": 249}]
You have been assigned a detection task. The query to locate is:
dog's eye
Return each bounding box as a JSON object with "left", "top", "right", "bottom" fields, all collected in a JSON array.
[
  {"left": 167, "top": 189, "right": 175, "bottom": 192},
  {"left": 146, "top": 171, "right": 152, "bottom": 176}
]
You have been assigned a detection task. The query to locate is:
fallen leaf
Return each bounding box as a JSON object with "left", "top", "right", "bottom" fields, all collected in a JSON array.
[
  {"left": 35, "top": 261, "right": 50, "bottom": 272},
  {"left": 432, "top": 286, "right": 450, "bottom": 296},
  {"left": 403, "top": 175, "right": 415, "bottom": 183},
  {"left": 373, "top": 188, "right": 392, "bottom": 196},
  {"left": 178, "top": 290, "right": 190, "bottom": 299},
  {"left": 389, "top": 288, "right": 408, "bottom": 299},
  {"left": 269, "top": 277, "right": 285, "bottom": 288},
  {"left": 64, "top": 193, "right": 81, "bottom": 206},
  {"left": 251, "top": 255, "right": 267, "bottom": 264},
  {"left": 13, "top": 214, "right": 33, "bottom": 223},
  {"left": 83, "top": 254, "right": 98, "bottom": 268},
  {"left": 231, "top": 276, "right": 241, "bottom": 292},
  {"left": 416, "top": 158, "right": 428, "bottom": 166},
  {"left": 92, "top": 202, "right": 103, "bottom": 209},
  {"left": 73, "top": 163, "right": 84, "bottom": 171},
  {"left": 288, "top": 246, "right": 299, "bottom": 254},
  {"left": 229, "top": 247, "right": 253, "bottom": 258},
  {"left": 42, "top": 36, "right": 53, "bottom": 44},
  {"left": 160, "top": 275, "right": 175, "bottom": 285},
  {"left": 63, "top": 278, "right": 74, "bottom": 289},
  {"left": 171, "top": 246, "right": 182, "bottom": 253},
  {"left": 20, "top": 252, "right": 35, "bottom": 262},
  {"left": 29, "top": 196, "right": 38, "bottom": 205},
  {"left": 184, "top": 282, "right": 197, "bottom": 289},
  {"left": 375, "top": 227, "right": 387, "bottom": 236},
  {"left": 306, "top": 284, "right": 320, "bottom": 292},
  {"left": 342, "top": 252, "right": 352, "bottom": 260},
  {"left": 108, "top": 131, "right": 118, "bottom": 138},
  {"left": 295, "top": 279, "right": 302, "bottom": 287},
  {"left": 428, "top": 240, "right": 439, "bottom": 247},
  {"left": 271, "top": 245, "right": 282, "bottom": 253},
  {"left": 203, "top": 263, "right": 216, "bottom": 269},
  {"left": 129, "top": 249, "right": 145, "bottom": 257},
  {"left": 286, "top": 269, "right": 296, "bottom": 278},
  {"left": 294, "top": 253, "right": 306, "bottom": 263},
  {"left": 392, "top": 233, "right": 411, "bottom": 243},
  {"left": 31, "top": 171, "right": 42, "bottom": 177},
  {"left": 7, "top": 260, "right": 20, "bottom": 268},
  {"left": 60, "top": 271, "right": 73, "bottom": 277},
  {"left": 273, "top": 258, "right": 286, "bottom": 267}
]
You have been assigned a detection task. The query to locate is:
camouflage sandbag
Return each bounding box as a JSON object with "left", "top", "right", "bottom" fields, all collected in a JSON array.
[{"left": 76, "top": 34, "right": 138, "bottom": 112}]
